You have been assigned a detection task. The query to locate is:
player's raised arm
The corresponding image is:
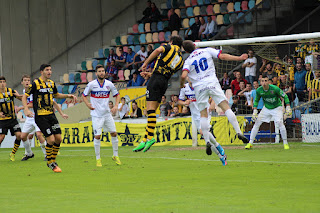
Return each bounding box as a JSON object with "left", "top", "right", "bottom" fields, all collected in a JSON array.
[
  {"left": 219, "top": 53, "right": 248, "bottom": 61},
  {"left": 140, "top": 46, "right": 164, "bottom": 73}
]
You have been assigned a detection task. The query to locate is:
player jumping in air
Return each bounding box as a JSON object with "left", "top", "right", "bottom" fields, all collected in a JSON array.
[
  {"left": 133, "top": 36, "right": 184, "bottom": 152},
  {"left": 181, "top": 40, "right": 249, "bottom": 165},
  {"left": 245, "top": 73, "right": 292, "bottom": 150},
  {"left": 82, "top": 65, "right": 121, "bottom": 167}
]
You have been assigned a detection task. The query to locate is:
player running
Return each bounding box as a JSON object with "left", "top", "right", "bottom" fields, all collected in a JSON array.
[
  {"left": 181, "top": 40, "right": 249, "bottom": 165},
  {"left": 245, "top": 73, "right": 291, "bottom": 150},
  {"left": 82, "top": 64, "right": 121, "bottom": 167},
  {"left": 133, "top": 36, "right": 184, "bottom": 152}
]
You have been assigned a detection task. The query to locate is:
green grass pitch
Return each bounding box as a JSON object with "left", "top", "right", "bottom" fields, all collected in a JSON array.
[{"left": 1, "top": 142, "right": 320, "bottom": 213}]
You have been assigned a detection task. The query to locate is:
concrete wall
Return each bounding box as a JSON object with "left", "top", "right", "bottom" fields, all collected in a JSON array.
[{"left": 0, "top": 0, "right": 163, "bottom": 92}]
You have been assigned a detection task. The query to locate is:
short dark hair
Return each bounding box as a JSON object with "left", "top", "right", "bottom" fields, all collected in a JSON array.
[
  {"left": 21, "top": 74, "right": 31, "bottom": 82},
  {"left": 239, "top": 80, "right": 245, "bottom": 84},
  {"left": 262, "top": 73, "right": 269, "bottom": 78},
  {"left": 182, "top": 40, "right": 195, "bottom": 53},
  {"left": 246, "top": 82, "right": 252, "bottom": 85},
  {"left": 0, "top": 76, "right": 6, "bottom": 81},
  {"left": 121, "top": 97, "right": 125, "bottom": 100},
  {"left": 95, "top": 64, "right": 104, "bottom": 72},
  {"left": 170, "top": 36, "right": 183, "bottom": 48},
  {"left": 40, "top": 64, "right": 51, "bottom": 71}
]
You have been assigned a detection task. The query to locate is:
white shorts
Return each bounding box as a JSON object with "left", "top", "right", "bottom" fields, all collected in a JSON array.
[
  {"left": 22, "top": 119, "right": 41, "bottom": 133},
  {"left": 194, "top": 83, "right": 227, "bottom": 111},
  {"left": 258, "top": 106, "right": 283, "bottom": 123},
  {"left": 92, "top": 114, "right": 117, "bottom": 136}
]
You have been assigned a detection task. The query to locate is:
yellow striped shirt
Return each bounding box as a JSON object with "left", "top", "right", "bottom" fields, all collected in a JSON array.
[{"left": 0, "top": 88, "right": 17, "bottom": 120}]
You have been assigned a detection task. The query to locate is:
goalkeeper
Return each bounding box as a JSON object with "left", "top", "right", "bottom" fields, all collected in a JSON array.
[{"left": 245, "top": 73, "right": 291, "bottom": 150}]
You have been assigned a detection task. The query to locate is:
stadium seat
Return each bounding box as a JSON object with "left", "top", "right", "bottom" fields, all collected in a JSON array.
[
  {"left": 211, "top": 15, "right": 216, "bottom": 22},
  {"left": 123, "top": 46, "right": 128, "bottom": 53},
  {"left": 178, "top": 30, "right": 185, "bottom": 40},
  {"left": 182, "top": 18, "right": 189, "bottom": 28},
  {"left": 87, "top": 72, "right": 93, "bottom": 82},
  {"left": 248, "top": 0, "right": 255, "bottom": 9},
  {"left": 134, "top": 45, "right": 141, "bottom": 53},
  {"left": 69, "top": 73, "right": 75, "bottom": 83},
  {"left": 151, "top": 22, "right": 157, "bottom": 32},
  {"left": 197, "top": 0, "right": 204, "bottom": 5},
  {"left": 98, "top": 49, "right": 104, "bottom": 58},
  {"left": 234, "top": 2, "right": 241, "bottom": 12},
  {"left": 245, "top": 12, "right": 253, "bottom": 23},
  {"left": 172, "top": 0, "right": 179, "bottom": 8},
  {"left": 81, "top": 61, "right": 87, "bottom": 70},
  {"left": 210, "top": 0, "right": 217, "bottom": 3},
  {"left": 184, "top": 0, "right": 191, "bottom": 7},
  {"left": 68, "top": 85, "right": 76, "bottom": 93},
  {"left": 157, "top": 21, "right": 164, "bottom": 31},
  {"left": 189, "top": 17, "right": 195, "bottom": 26},
  {"left": 154, "top": 43, "right": 161, "bottom": 49},
  {"left": 165, "top": 31, "right": 171, "bottom": 42},
  {"left": 186, "top": 7, "right": 193, "bottom": 17},
  {"left": 227, "top": 26, "right": 234, "bottom": 37},
  {"left": 193, "top": 7, "right": 200, "bottom": 16},
  {"left": 132, "top": 24, "right": 139, "bottom": 33},
  {"left": 61, "top": 103, "right": 68, "bottom": 110},
  {"left": 138, "top": 23, "right": 144, "bottom": 33},
  {"left": 227, "top": 2, "right": 234, "bottom": 13},
  {"left": 62, "top": 85, "right": 69, "bottom": 94},
  {"left": 124, "top": 69, "right": 130, "bottom": 80},
  {"left": 218, "top": 0, "right": 223, "bottom": 2},
  {"left": 127, "top": 35, "right": 134, "bottom": 45},
  {"left": 220, "top": 3, "right": 227, "bottom": 14},
  {"left": 104, "top": 48, "right": 109, "bottom": 57},
  {"left": 262, "top": 0, "right": 271, "bottom": 9},
  {"left": 57, "top": 85, "right": 63, "bottom": 93},
  {"left": 206, "top": 5, "right": 213, "bottom": 15},
  {"left": 256, "top": 0, "right": 262, "bottom": 9},
  {"left": 92, "top": 60, "right": 98, "bottom": 70},
  {"left": 166, "top": 0, "right": 172, "bottom": 8},
  {"left": 86, "top": 60, "right": 93, "bottom": 70},
  {"left": 115, "top": 36, "right": 121, "bottom": 46},
  {"left": 159, "top": 32, "right": 166, "bottom": 42},
  {"left": 146, "top": 33, "right": 153, "bottom": 43},
  {"left": 172, "top": 30, "right": 178, "bottom": 37},
  {"left": 216, "top": 15, "right": 223, "bottom": 25},
  {"left": 180, "top": 8, "right": 187, "bottom": 19},
  {"left": 237, "top": 12, "right": 245, "bottom": 24},
  {"left": 229, "top": 13, "right": 237, "bottom": 23},
  {"left": 133, "top": 35, "right": 140, "bottom": 45},
  {"left": 162, "top": 9, "right": 168, "bottom": 18},
  {"left": 117, "top": 70, "right": 125, "bottom": 81},
  {"left": 74, "top": 73, "right": 81, "bottom": 83},
  {"left": 98, "top": 60, "right": 104, "bottom": 66},
  {"left": 127, "top": 27, "right": 134, "bottom": 34},
  {"left": 80, "top": 73, "right": 87, "bottom": 83},
  {"left": 167, "top": 9, "right": 173, "bottom": 19},
  {"left": 241, "top": 1, "right": 249, "bottom": 11},
  {"left": 213, "top": 4, "right": 220, "bottom": 14},
  {"left": 175, "top": 9, "right": 181, "bottom": 17},
  {"left": 145, "top": 22, "right": 151, "bottom": 32},
  {"left": 121, "top": 35, "right": 128, "bottom": 45},
  {"left": 223, "top": 14, "right": 230, "bottom": 25},
  {"left": 139, "top": 34, "right": 146, "bottom": 44},
  {"left": 152, "top": 32, "right": 159, "bottom": 42},
  {"left": 63, "top": 74, "right": 69, "bottom": 83},
  {"left": 200, "top": 6, "right": 207, "bottom": 16},
  {"left": 178, "top": 0, "right": 185, "bottom": 7},
  {"left": 191, "top": 0, "right": 197, "bottom": 6},
  {"left": 163, "top": 21, "right": 169, "bottom": 29}
]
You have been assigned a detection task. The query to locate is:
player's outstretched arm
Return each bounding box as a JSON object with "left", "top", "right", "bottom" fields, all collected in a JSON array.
[
  {"left": 53, "top": 100, "right": 68, "bottom": 119},
  {"left": 22, "top": 94, "right": 34, "bottom": 118},
  {"left": 219, "top": 53, "right": 248, "bottom": 61},
  {"left": 140, "top": 47, "right": 164, "bottom": 72},
  {"left": 55, "top": 93, "right": 77, "bottom": 103}
]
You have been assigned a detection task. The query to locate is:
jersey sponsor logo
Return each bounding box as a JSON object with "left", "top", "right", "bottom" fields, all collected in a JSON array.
[
  {"left": 39, "top": 88, "right": 53, "bottom": 93},
  {"left": 186, "top": 94, "right": 196, "bottom": 101},
  {"left": 264, "top": 97, "right": 277, "bottom": 103},
  {"left": 199, "top": 86, "right": 215, "bottom": 93},
  {"left": 0, "top": 97, "right": 11, "bottom": 103},
  {"left": 90, "top": 91, "right": 110, "bottom": 98}
]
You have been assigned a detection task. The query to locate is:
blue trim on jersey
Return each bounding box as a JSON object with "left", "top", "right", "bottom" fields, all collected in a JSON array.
[{"left": 97, "top": 79, "right": 105, "bottom": 88}]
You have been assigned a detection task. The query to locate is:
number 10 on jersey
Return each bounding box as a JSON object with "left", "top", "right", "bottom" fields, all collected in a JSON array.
[{"left": 191, "top": 57, "right": 208, "bottom": 73}]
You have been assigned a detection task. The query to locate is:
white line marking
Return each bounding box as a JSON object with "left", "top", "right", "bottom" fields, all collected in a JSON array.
[{"left": 301, "top": 144, "right": 320, "bottom": 147}]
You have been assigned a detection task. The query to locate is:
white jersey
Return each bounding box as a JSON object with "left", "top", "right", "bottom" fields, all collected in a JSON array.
[
  {"left": 23, "top": 89, "right": 35, "bottom": 122},
  {"left": 179, "top": 83, "right": 199, "bottom": 114},
  {"left": 182, "top": 47, "right": 221, "bottom": 87},
  {"left": 83, "top": 79, "right": 119, "bottom": 117}
]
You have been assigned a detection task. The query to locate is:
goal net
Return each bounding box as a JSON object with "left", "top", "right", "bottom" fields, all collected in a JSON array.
[{"left": 194, "top": 32, "right": 320, "bottom": 143}]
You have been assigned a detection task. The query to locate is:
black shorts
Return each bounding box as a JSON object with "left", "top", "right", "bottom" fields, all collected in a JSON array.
[
  {"left": 146, "top": 73, "right": 169, "bottom": 103},
  {"left": 35, "top": 114, "right": 61, "bottom": 137},
  {"left": 0, "top": 119, "right": 21, "bottom": 136}
]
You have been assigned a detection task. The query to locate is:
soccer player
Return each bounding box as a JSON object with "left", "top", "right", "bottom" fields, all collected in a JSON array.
[
  {"left": 0, "top": 76, "right": 23, "bottom": 161},
  {"left": 82, "top": 65, "right": 121, "bottom": 167},
  {"left": 18, "top": 74, "right": 68, "bottom": 161},
  {"left": 133, "top": 35, "right": 184, "bottom": 152},
  {"left": 245, "top": 73, "right": 292, "bottom": 150},
  {"left": 181, "top": 40, "right": 249, "bottom": 165},
  {"left": 23, "top": 64, "right": 77, "bottom": 172}
]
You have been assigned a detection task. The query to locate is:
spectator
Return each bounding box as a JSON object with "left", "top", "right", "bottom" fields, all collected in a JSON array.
[
  {"left": 294, "top": 63, "right": 307, "bottom": 102},
  {"left": 118, "top": 97, "right": 130, "bottom": 119},
  {"left": 168, "top": 8, "right": 181, "bottom": 31},
  {"left": 133, "top": 45, "right": 148, "bottom": 69},
  {"left": 220, "top": 72, "right": 231, "bottom": 92},
  {"left": 231, "top": 71, "right": 248, "bottom": 95},
  {"left": 230, "top": 70, "right": 238, "bottom": 81},
  {"left": 198, "top": 17, "right": 207, "bottom": 39},
  {"left": 308, "top": 69, "right": 320, "bottom": 113},
  {"left": 170, "top": 106, "right": 180, "bottom": 117},
  {"left": 279, "top": 74, "right": 293, "bottom": 103},
  {"left": 242, "top": 49, "right": 257, "bottom": 85},
  {"left": 231, "top": 95, "right": 240, "bottom": 115},
  {"left": 124, "top": 47, "right": 136, "bottom": 70},
  {"left": 251, "top": 80, "right": 264, "bottom": 111},
  {"left": 238, "top": 82, "right": 253, "bottom": 113},
  {"left": 259, "top": 58, "right": 268, "bottom": 73},
  {"left": 147, "top": 44, "right": 154, "bottom": 58},
  {"left": 143, "top": 2, "right": 161, "bottom": 23},
  {"left": 305, "top": 63, "right": 314, "bottom": 91},
  {"left": 305, "top": 39, "right": 319, "bottom": 68},
  {"left": 286, "top": 56, "right": 295, "bottom": 81},
  {"left": 106, "top": 59, "right": 118, "bottom": 82},
  {"left": 171, "top": 95, "right": 182, "bottom": 113},
  {"left": 142, "top": 109, "right": 148, "bottom": 118},
  {"left": 236, "top": 81, "right": 247, "bottom": 114},
  {"left": 264, "top": 62, "right": 278, "bottom": 81},
  {"left": 139, "top": 0, "right": 152, "bottom": 23},
  {"left": 159, "top": 95, "right": 172, "bottom": 117},
  {"left": 180, "top": 106, "right": 191, "bottom": 116},
  {"left": 294, "top": 42, "right": 306, "bottom": 60},
  {"left": 115, "top": 46, "right": 127, "bottom": 69},
  {"left": 201, "top": 16, "right": 217, "bottom": 39},
  {"left": 105, "top": 48, "right": 117, "bottom": 67},
  {"left": 127, "top": 71, "right": 143, "bottom": 87},
  {"left": 257, "top": 74, "right": 263, "bottom": 85},
  {"left": 109, "top": 101, "right": 118, "bottom": 117},
  {"left": 185, "top": 16, "right": 201, "bottom": 41},
  {"left": 130, "top": 101, "right": 142, "bottom": 118}
]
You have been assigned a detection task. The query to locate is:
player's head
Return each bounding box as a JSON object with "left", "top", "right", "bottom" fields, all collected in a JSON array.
[
  {"left": 305, "top": 63, "right": 311, "bottom": 71},
  {"left": 239, "top": 80, "right": 246, "bottom": 90},
  {"left": 261, "top": 73, "right": 270, "bottom": 88},
  {"left": 247, "top": 49, "right": 254, "bottom": 57},
  {"left": 0, "top": 76, "right": 6, "bottom": 89},
  {"left": 232, "top": 95, "right": 239, "bottom": 103},
  {"left": 253, "top": 80, "right": 259, "bottom": 89},
  {"left": 296, "top": 63, "right": 302, "bottom": 71},
  {"left": 170, "top": 36, "right": 183, "bottom": 48},
  {"left": 182, "top": 40, "right": 195, "bottom": 53},
  {"left": 296, "top": 57, "right": 303, "bottom": 64},
  {"left": 95, "top": 64, "right": 106, "bottom": 80},
  {"left": 40, "top": 64, "right": 52, "bottom": 79},
  {"left": 173, "top": 95, "right": 178, "bottom": 102},
  {"left": 121, "top": 97, "right": 126, "bottom": 104},
  {"left": 21, "top": 74, "right": 31, "bottom": 88},
  {"left": 235, "top": 71, "right": 241, "bottom": 79},
  {"left": 280, "top": 74, "right": 287, "bottom": 82},
  {"left": 246, "top": 82, "right": 252, "bottom": 90}
]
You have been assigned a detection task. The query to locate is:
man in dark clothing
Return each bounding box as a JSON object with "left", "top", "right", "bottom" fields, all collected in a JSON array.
[
  {"left": 139, "top": 0, "right": 152, "bottom": 23},
  {"left": 168, "top": 8, "right": 181, "bottom": 31},
  {"left": 185, "top": 16, "right": 201, "bottom": 41}
]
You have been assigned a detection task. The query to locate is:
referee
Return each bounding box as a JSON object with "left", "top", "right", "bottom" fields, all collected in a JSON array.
[
  {"left": 23, "top": 64, "right": 76, "bottom": 172},
  {"left": 133, "top": 35, "right": 183, "bottom": 152}
]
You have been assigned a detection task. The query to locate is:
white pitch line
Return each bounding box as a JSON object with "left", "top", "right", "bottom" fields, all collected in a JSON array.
[
  {"left": 301, "top": 144, "right": 320, "bottom": 147},
  {"left": 60, "top": 155, "right": 320, "bottom": 165}
]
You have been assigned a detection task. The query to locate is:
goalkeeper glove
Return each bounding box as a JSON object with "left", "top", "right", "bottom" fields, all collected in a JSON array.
[
  {"left": 285, "top": 105, "right": 292, "bottom": 117},
  {"left": 252, "top": 109, "right": 258, "bottom": 122}
]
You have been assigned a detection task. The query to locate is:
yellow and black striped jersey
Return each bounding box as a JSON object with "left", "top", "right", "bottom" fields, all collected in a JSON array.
[
  {"left": 0, "top": 88, "right": 17, "bottom": 120},
  {"left": 25, "top": 78, "right": 57, "bottom": 116},
  {"left": 153, "top": 44, "right": 183, "bottom": 79},
  {"left": 311, "top": 78, "right": 320, "bottom": 100},
  {"left": 305, "top": 71, "right": 315, "bottom": 89},
  {"left": 294, "top": 44, "right": 306, "bottom": 59},
  {"left": 306, "top": 44, "right": 319, "bottom": 55}
]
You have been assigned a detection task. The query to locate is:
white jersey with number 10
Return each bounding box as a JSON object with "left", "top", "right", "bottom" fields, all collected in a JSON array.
[{"left": 182, "top": 47, "right": 221, "bottom": 87}]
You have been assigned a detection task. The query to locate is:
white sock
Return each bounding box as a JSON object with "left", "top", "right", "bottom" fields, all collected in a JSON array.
[
  {"left": 191, "top": 120, "right": 198, "bottom": 147},
  {"left": 275, "top": 123, "right": 280, "bottom": 143},
  {"left": 249, "top": 120, "right": 262, "bottom": 144},
  {"left": 94, "top": 138, "right": 101, "bottom": 160},
  {"left": 200, "top": 117, "right": 210, "bottom": 143},
  {"left": 279, "top": 124, "right": 288, "bottom": 145},
  {"left": 111, "top": 136, "right": 119, "bottom": 157},
  {"left": 209, "top": 133, "right": 219, "bottom": 147},
  {"left": 40, "top": 142, "right": 46, "bottom": 156},
  {"left": 225, "top": 109, "right": 241, "bottom": 134},
  {"left": 23, "top": 139, "right": 32, "bottom": 155}
]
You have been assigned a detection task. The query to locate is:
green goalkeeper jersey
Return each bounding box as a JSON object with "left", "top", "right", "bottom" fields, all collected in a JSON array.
[{"left": 254, "top": 84, "right": 290, "bottom": 109}]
